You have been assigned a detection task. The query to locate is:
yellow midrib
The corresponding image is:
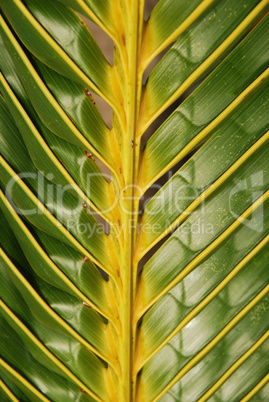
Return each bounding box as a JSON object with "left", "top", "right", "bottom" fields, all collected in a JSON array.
[{"left": 110, "top": 2, "right": 143, "bottom": 401}]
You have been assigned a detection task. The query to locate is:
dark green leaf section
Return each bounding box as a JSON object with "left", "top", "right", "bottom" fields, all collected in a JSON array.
[
  {"left": 0, "top": 0, "right": 112, "bottom": 95},
  {"left": 140, "top": 294, "right": 269, "bottom": 401},
  {"left": 54, "top": 0, "right": 88, "bottom": 17},
  {"left": 33, "top": 58, "right": 111, "bottom": 156},
  {"left": 0, "top": 31, "right": 115, "bottom": 217},
  {"left": 141, "top": 0, "right": 261, "bottom": 128},
  {"left": 1, "top": 369, "right": 44, "bottom": 402},
  {"left": 0, "top": 82, "right": 76, "bottom": 187},
  {"left": 139, "top": 79, "right": 269, "bottom": 251},
  {"left": 2, "top": 205, "right": 106, "bottom": 312},
  {"left": 240, "top": 383, "right": 269, "bottom": 402},
  {"left": 34, "top": 231, "right": 109, "bottom": 312},
  {"left": 0, "top": 157, "right": 110, "bottom": 269},
  {"left": 0, "top": 96, "right": 34, "bottom": 175},
  {"left": 0, "top": 92, "right": 112, "bottom": 221},
  {"left": 141, "top": 14, "right": 269, "bottom": 188},
  {"left": 0, "top": 41, "right": 112, "bottom": 306},
  {"left": 0, "top": 313, "right": 96, "bottom": 402},
  {"left": 0, "top": 200, "right": 108, "bottom": 313},
  {"left": 0, "top": 192, "right": 109, "bottom": 292},
  {"left": 0, "top": 81, "right": 113, "bottom": 270},
  {"left": 0, "top": 29, "right": 116, "bottom": 171},
  {"left": 0, "top": 249, "right": 108, "bottom": 400}
]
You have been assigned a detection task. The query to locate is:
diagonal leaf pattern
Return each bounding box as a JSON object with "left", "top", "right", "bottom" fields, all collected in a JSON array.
[{"left": 0, "top": 0, "right": 268, "bottom": 401}]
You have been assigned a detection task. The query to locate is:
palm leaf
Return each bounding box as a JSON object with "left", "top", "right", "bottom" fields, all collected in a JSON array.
[{"left": 0, "top": 0, "right": 268, "bottom": 401}]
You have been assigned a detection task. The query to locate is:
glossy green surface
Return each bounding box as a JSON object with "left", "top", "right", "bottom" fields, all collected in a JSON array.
[
  {"left": 139, "top": 214, "right": 269, "bottom": 361},
  {"left": 141, "top": 0, "right": 261, "bottom": 129},
  {"left": 140, "top": 153, "right": 268, "bottom": 307},
  {"left": 1, "top": 313, "right": 96, "bottom": 402},
  {"left": 140, "top": 295, "right": 269, "bottom": 400},
  {"left": 0, "top": 43, "right": 113, "bottom": 214},
  {"left": 55, "top": 0, "right": 115, "bottom": 38},
  {"left": 0, "top": 26, "right": 114, "bottom": 166},
  {"left": 139, "top": 78, "right": 269, "bottom": 251},
  {"left": 0, "top": 248, "right": 108, "bottom": 399},
  {"left": 1, "top": 0, "right": 112, "bottom": 95},
  {"left": 141, "top": 15, "right": 269, "bottom": 189},
  {"left": 206, "top": 343, "right": 268, "bottom": 402},
  {"left": 0, "top": 205, "right": 108, "bottom": 315}
]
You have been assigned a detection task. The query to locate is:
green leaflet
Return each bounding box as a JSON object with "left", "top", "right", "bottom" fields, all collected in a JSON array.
[
  {"left": 143, "top": 0, "right": 203, "bottom": 58},
  {"left": 138, "top": 150, "right": 269, "bottom": 309},
  {"left": 0, "top": 82, "right": 116, "bottom": 271},
  {"left": 0, "top": 25, "right": 117, "bottom": 170},
  {"left": 0, "top": 209, "right": 108, "bottom": 313},
  {"left": 201, "top": 343, "right": 269, "bottom": 402},
  {"left": 0, "top": 252, "right": 109, "bottom": 400},
  {"left": 137, "top": 230, "right": 269, "bottom": 368},
  {"left": 0, "top": 0, "right": 112, "bottom": 97},
  {"left": 1, "top": 311, "right": 96, "bottom": 402},
  {"left": 137, "top": 79, "right": 269, "bottom": 256},
  {"left": 83, "top": 0, "right": 114, "bottom": 31},
  {"left": 0, "top": 51, "right": 114, "bottom": 217},
  {"left": 1, "top": 364, "right": 49, "bottom": 402},
  {"left": 139, "top": 293, "right": 269, "bottom": 401},
  {"left": 138, "top": 0, "right": 263, "bottom": 134},
  {"left": 140, "top": 14, "right": 269, "bottom": 190},
  {"left": 33, "top": 59, "right": 111, "bottom": 159},
  {"left": 0, "top": 190, "right": 113, "bottom": 279},
  {"left": 55, "top": 0, "right": 116, "bottom": 42},
  {"left": 0, "top": 31, "right": 111, "bottom": 158}
]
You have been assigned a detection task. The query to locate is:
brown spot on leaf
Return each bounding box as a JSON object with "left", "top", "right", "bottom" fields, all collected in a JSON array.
[
  {"left": 85, "top": 150, "right": 93, "bottom": 159},
  {"left": 81, "top": 301, "right": 91, "bottom": 309},
  {"left": 84, "top": 88, "right": 96, "bottom": 105}
]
